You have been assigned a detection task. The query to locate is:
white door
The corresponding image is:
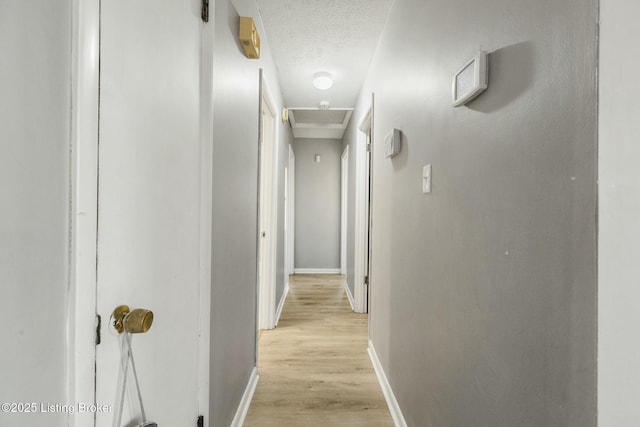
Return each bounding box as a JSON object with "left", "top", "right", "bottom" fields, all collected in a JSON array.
[
  {"left": 95, "top": 1, "right": 204, "bottom": 425},
  {"left": 355, "top": 104, "right": 373, "bottom": 314},
  {"left": 258, "top": 80, "right": 278, "bottom": 331}
]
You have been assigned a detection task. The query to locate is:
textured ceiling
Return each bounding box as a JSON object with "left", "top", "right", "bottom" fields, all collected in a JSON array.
[{"left": 256, "top": 0, "right": 394, "bottom": 110}]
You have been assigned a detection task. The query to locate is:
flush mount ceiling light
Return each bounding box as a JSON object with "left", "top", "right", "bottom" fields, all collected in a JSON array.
[{"left": 313, "top": 72, "right": 333, "bottom": 90}]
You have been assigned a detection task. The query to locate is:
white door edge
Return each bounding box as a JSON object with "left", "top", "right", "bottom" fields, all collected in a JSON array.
[
  {"left": 258, "top": 75, "right": 279, "bottom": 331},
  {"left": 354, "top": 107, "right": 372, "bottom": 314},
  {"left": 197, "top": 9, "right": 215, "bottom": 422},
  {"left": 68, "top": 1, "right": 100, "bottom": 425}
]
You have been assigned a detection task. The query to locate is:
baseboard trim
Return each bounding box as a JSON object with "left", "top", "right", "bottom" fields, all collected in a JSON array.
[
  {"left": 274, "top": 283, "right": 289, "bottom": 326},
  {"left": 229, "top": 367, "right": 259, "bottom": 427},
  {"left": 368, "top": 340, "right": 408, "bottom": 427},
  {"left": 344, "top": 281, "right": 355, "bottom": 311},
  {"left": 293, "top": 268, "right": 341, "bottom": 274}
]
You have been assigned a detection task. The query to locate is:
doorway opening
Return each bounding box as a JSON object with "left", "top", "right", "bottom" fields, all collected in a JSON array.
[
  {"left": 257, "top": 73, "right": 279, "bottom": 333},
  {"left": 354, "top": 104, "right": 373, "bottom": 314},
  {"left": 341, "top": 146, "right": 349, "bottom": 276}
]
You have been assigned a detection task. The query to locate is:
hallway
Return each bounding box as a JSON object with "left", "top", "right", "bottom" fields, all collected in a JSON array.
[
  {"left": 4, "top": 0, "right": 639, "bottom": 425},
  {"left": 245, "top": 275, "right": 393, "bottom": 426}
]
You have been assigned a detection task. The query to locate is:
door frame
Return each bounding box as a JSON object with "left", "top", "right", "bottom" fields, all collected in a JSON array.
[
  {"left": 287, "top": 145, "right": 295, "bottom": 274},
  {"left": 340, "top": 146, "right": 349, "bottom": 275},
  {"left": 354, "top": 105, "right": 372, "bottom": 314},
  {"left": 198, "top": 7, "right": 215, "bottom": 422},
  {"left": 68, "top": 2, "right": 214, "bottom": 424},
  {"left": 68, "top": 1, "right": 100, "bottom": 424},
  {"left": 257, "top": 74, "right": 279, "bottom": 331}
]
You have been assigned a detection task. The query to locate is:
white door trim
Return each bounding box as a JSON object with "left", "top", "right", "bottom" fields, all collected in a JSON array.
[
  {"left": 340, "top": 146, "right": 349, "bottom": 275},
  {"left": 198, "top": 9, "right": 215, "bottom": 423},
  {"left": 288, "top": 145, "right": 295, "bottom": 274},
  {"left": 258, "top": 74, "right": 279, "bottom": 331},
  {"left": 68, "top": 1, "right": 100, "bottom": 425},
  {"left": 284, "top": 166, "right": 290, "bottom": 292},
  {"left": 353, "top": 107, "right": 372, "bottom": 314}
]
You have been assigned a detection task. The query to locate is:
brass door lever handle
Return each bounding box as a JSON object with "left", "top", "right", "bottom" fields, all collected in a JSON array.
[{"left": 112, "top": 305, "right": 154, "bottom": 334}]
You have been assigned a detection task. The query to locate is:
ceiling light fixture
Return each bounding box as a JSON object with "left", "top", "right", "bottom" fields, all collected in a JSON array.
[{"left": 313, "top": 72, "right": 333, "bottom": 90}]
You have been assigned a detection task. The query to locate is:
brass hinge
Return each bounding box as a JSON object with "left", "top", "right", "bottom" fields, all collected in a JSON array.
[{"left": 201, "top": 0, "right": 209, "bottom": 23}]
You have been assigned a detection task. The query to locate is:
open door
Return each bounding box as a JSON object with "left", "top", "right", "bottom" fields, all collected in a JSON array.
[
  {"left": 257, "top": 73, "right": 279, "bottom": 332},
  {"left": 365, "top": 95, "right": 375, "bottom": 313},
  {"left": 94, "top": 1, "right": 209, "bottom": 425},
  {"left": 354, "top": 97, "right": 374, "bottom": 314}
]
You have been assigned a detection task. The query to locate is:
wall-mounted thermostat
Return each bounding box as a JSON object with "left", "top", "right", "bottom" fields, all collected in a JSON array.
[
  {"left": 384, "top": 128, "right": 402, "bottom": 158},
  {"left": 452, "top": 50, "right": 488, "bottom": 107}
]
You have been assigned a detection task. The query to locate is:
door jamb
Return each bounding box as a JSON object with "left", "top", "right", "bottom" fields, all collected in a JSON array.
[
  {"left": 354, "top": 106, "right": 372, "bottom": 314},
  {"left": 68, "top": 1, "right": 100, "bottom": 425},
  {"left": 197, "top": 8, "right": 215, "bottom": 423},
  {"left": 287, "top": 145, "right": 295, "bottom": 275},
  {"left": 257, "top": 74, "right": 279, "bottom": 331}
]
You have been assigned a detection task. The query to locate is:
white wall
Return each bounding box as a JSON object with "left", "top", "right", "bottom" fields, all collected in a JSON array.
[
  {"left": 598, "top": 0, "right": 640, "bottom": 424},
  {"left": 0, "top": 1, "right": 71, "bottom": 426},
  {"left": 293, "top": 139, "right": 342, "bottom": 270}
]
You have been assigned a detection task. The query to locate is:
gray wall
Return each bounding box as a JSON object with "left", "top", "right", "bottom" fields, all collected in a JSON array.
[
  {"left": 210, "top": 0, "right": 291, "bottom": 425},
  {"left": 0, "top": 1, "right": 71, "bottom": 426},
  {"left": 598, "top": 0, "right": 640, "bottom": 424},
  {"left": 344, "top": 0, "right": 598, "bottom": 425},
  {"left": 293, "top": 139, "right": 342, "bottom": 270}
]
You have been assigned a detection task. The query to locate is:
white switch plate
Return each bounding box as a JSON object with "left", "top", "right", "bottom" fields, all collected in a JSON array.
[{"left": 423, "top": 164, "right": 431, "bottom": 193}]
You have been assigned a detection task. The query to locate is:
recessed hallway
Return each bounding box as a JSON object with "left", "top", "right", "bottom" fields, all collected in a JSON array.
[{"left": 244, "top": 274, "right": 393, "bottom": 427}]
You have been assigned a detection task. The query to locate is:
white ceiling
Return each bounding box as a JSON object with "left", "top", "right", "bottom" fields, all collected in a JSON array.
[
  {"left": 256, "top": 0, "right": 394, "bottom": 120},
  {"left": 289, "top": 108, "right": 353, "bottom": 139}
]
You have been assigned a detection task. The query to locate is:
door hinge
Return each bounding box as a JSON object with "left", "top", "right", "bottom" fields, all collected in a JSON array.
[
  {"left": 364, "top": 275, "right": 369, "bottom": 285},
  {"left": 95, "top": 314, "right": 102, "bottom": 346},
  {"left": 197, "top": 415, "right": 204, "bottom": 427},
  {"left": 366, "top": 143, "right": 371, "bottom": 152},
  {"left": 201, "top": 0, "right": 209, "bottom": 23}
]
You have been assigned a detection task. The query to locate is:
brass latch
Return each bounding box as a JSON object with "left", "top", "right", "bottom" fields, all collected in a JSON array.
[{"left": 112, "top": 305, "right": 154, "bottom": 334}]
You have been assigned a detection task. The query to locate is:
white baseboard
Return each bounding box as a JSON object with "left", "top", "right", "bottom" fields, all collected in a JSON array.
[
  {"left": 368, "top": 340, "right": 407, "bottom": 427},
  {"left": 274, "top": 283, "right": 289, "bottom": 326},
  {"left": 344, "top": 281, "right": 355, "bottom": 311},
  {"left": 293, "top": 268, "right": 341, "bottom": 274},
  {"left": 230, "top": 367, "right": 259, "bottom": 427}
]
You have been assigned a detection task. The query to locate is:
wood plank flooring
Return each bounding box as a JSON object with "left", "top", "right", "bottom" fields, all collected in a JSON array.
[{"left": 244, "top": 274, "right": 394, "bottom": 427}]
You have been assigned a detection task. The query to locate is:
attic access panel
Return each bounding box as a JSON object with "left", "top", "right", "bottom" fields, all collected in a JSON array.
[{"left": 288, "top": 108, "right": 354, "bottom": 139}]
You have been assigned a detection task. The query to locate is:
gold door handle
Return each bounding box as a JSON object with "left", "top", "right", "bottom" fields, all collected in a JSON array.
[{"left": 112, "top": 305, "right": 154, "bottom": 334}]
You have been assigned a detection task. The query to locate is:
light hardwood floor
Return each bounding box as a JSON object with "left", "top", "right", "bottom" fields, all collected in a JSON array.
[{"left": 244, "top": 274, "right": 394, "bottom": 427}]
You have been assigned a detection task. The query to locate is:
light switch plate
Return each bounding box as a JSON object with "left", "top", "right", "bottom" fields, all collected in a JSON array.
[{"left": 423, "top": 164, "right": 431, "bottom": 193}]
